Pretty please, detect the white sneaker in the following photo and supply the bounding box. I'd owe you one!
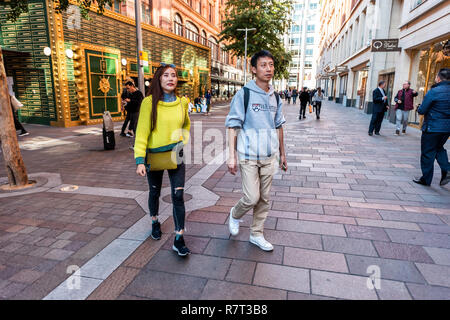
[228,208,240,236]
[249,235,274,251]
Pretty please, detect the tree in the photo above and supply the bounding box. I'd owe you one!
[219,0,293,79]
[1,0,122,188]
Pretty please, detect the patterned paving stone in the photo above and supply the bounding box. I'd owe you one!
[225,259,256,284]
[311,270,378,300]
[277,219,346,237]
[287,292,336,300]
[345,254,426,284]
[423,247,450,266]
[378,210,444,225]
[323,206,381,219]
[145,250,231,280]
[373,241,434,263]
[415,263,450,288]
[376,279,412,300]
[283,247,348,273]
[385,229,450,248]
[253,263,310,293]
[323,236,378,256]
[199,280,287,300]
[203,239,283,264]
[406,283,450,300]
[124,270,207,300]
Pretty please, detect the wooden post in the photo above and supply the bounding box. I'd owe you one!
[0,47,29,187]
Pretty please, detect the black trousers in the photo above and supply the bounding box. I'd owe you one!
[127,112,139,134]
[315,101,322,117]
[11,106,25,132]
[121,111,131,134]
[146,162,186,231]
[300,103,307,117]
[369,111,385,134]
[420,132,450,185]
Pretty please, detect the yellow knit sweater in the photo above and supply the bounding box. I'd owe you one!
[134,96,190,165]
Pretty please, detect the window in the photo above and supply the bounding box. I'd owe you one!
[307,24,315,32]
[201,30,207,46]
[306,37,314,44]
[208,36,219,61]
[294,4,303,10]
[209,3,213,23]
[305,61,312,68]
[305,49,313,56]
[198,0,202,14]
[291,25,301,33]
[141,0,152,25]
[114,0,121,13]
[410,0,427,10]
[290,38,301,45]
[174,14,183,36]
[310,2,318,10]
[186,21,200,42]
[290,49,300,56]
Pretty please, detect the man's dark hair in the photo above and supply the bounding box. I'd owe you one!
[378,80,386,87]
[250,50,275,68]
[437,68,450,81]
[125,81,135,87]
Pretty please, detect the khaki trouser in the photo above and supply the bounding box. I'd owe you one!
[232,155,277,237]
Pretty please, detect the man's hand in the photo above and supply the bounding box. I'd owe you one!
[280,154,288,171]
[397,100,402,104]
[136,164,146,177]
[227,155,238,175]
[125,98,131,102]
[383,96,388,100]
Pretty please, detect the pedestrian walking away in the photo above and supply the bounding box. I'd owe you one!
[299,87,310,119]
[287,89,292,104]
[368,80,389,136]
[292,88,298,104]
[134,64,192,256]
[122,81,143,140]
[225,50,287,252]
[394,80,418,135]
[413,68,450,187]
[9,94,29,136]
[312,87,325,119]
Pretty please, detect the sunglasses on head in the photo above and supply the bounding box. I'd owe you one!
[160,63,176,68]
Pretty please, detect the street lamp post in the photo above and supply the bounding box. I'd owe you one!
[237,28,256,84]
[135,0,145,93]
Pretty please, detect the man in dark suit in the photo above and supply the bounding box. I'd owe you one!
[413,68,450,186]
[368,80,389,136]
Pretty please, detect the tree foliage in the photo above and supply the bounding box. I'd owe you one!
[219,0,293,79]
[4,0,123,22]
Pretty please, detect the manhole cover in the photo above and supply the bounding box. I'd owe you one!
[60,185,79,192]
[162,193,193,203]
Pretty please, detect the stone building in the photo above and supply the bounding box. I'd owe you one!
[316,0,449,126]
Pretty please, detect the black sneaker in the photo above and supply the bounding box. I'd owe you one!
[120,132,126,137]
[18,131,29,136]
[172,235,191,256]
[402,130,406,134]
[396,130,400,135]
[151,221,162,240]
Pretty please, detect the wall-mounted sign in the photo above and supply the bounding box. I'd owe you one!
[139,51,149,67]
[371,39,401,52]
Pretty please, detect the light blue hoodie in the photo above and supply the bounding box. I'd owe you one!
[225,80,286,160]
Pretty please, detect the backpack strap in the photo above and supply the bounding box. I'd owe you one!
[274,91,280,107]
[244,87,250,115]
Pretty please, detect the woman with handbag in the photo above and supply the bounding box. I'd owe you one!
[134,64,192,256]
[312,87,325,120]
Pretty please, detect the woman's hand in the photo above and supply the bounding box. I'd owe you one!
[136,164,146,177]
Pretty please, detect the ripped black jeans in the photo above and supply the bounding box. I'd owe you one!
[146,162,186,232]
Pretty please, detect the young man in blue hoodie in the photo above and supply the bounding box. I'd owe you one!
[225,50,287,251]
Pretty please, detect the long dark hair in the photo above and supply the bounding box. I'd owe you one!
[147,65,178,132]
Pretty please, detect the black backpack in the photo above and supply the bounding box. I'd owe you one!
[243,87,280,116]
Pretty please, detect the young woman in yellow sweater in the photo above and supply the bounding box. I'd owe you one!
[135,64,191,256]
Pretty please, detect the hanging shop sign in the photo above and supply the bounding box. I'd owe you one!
[371,39,401,52]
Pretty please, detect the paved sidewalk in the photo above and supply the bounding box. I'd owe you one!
[1,100,449,300]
